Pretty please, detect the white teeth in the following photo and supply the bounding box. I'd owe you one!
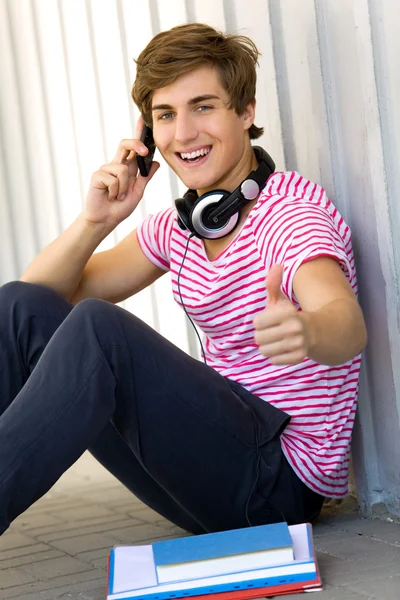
[180,147,210,160]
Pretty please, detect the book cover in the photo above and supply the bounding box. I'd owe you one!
[191,525,322,599]
[107,523,320,600]
[153,522,293,583]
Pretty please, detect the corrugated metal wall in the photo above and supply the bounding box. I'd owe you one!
[1,0,399,515]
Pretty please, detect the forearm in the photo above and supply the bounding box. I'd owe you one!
[301,298,367,365]
[20,213,114,300]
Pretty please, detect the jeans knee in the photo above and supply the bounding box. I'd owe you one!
[0,281,72,319]
[0,281,37,306]
[71,298,113,322]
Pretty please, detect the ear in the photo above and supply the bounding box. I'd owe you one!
[243,100,256,131]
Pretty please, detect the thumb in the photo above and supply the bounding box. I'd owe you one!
[266,264,285,305]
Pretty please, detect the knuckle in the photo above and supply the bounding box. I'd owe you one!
[117,164,129,176]
[91,171,103,184]
[288,319,302,335]
[291,335,304,350]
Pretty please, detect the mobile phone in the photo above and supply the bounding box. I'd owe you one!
[137,125,156,177]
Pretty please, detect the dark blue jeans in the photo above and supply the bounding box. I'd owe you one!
[0,281,323,536]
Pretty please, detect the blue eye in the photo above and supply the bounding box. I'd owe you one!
[197,105,212,112]
[159,112,174,120]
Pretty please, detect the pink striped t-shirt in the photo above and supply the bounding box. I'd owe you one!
[136,171,361,498]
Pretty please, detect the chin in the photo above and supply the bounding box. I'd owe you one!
[178,172,223,193]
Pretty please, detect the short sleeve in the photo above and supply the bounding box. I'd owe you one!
[275,203,353,304]
[136,207,176,271]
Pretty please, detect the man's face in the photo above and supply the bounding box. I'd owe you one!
[151,66,255,194]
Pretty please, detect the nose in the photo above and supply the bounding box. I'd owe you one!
[174,112,198,145]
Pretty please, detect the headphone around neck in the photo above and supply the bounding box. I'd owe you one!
[175,146,275,240]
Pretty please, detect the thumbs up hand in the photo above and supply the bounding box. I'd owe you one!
[253,265,309,365]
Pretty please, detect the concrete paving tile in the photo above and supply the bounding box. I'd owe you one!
[0,548,64,569]
[0,542,52,562]
[0,569,103,599]
[75,546,109,571]
[75,547,110,561]
[50,504,115,523]
[127,506,168,522]
[20,556,93,580]
[26,498,90,516]
[0,532,37,551]
[103,494,146,508]
[14,592,104,600]
[321,515,400,545]
[77,487,139,504]
[12,512,65,531]
[346,573,400,598]
[47,532,119,554]
[84,554,108,570]
[0,568,37,588]
[314,531,400,566]
[19,513,128,539]
[107,522,178,544]
[35,580,105,600]
[313,521,339,537]
[317,553,400,587]
[35,517,142,543]
[46,587,105,600]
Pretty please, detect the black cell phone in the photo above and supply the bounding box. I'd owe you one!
[137,125,156,177]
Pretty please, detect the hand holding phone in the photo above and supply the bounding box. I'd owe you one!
[84,120,159,227]
[137,125,156,177]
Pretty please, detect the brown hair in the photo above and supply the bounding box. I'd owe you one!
[131,23,264,140]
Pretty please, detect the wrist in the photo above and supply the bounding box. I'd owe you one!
[79,211,115,239]
[299,311,318,358]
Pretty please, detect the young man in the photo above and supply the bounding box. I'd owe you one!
[0,23,366,536]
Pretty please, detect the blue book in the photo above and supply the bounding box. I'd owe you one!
[152,522,293,583]
[106,523,320,600]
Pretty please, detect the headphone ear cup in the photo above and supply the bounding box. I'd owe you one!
[175,197,192,231]
[175,190,198,232]
[184,190,197,213]
[190,190,239,239]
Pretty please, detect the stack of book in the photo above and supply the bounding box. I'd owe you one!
[106,521,322,599]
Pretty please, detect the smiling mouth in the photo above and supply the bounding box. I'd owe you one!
[176,146,212,164]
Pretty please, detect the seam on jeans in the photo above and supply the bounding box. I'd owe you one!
[114,341,256,451]
[0,353,105,485]
[99,339,257,451]
[104,308,256,450]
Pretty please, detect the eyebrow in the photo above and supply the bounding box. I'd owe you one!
[152,94,221,111]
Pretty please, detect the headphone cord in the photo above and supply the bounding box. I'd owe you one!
[177,232,261,528]
[177,233,208,366]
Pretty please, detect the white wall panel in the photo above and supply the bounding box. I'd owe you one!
[233,0,285,171]
[189,0,226,29]
[1,0,399,515]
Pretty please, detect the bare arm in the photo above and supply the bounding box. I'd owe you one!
[70,230,165,304]
[254,257,367,366]
[20,214,114,300]
[294,258,367,365]
[20,126,161,302]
